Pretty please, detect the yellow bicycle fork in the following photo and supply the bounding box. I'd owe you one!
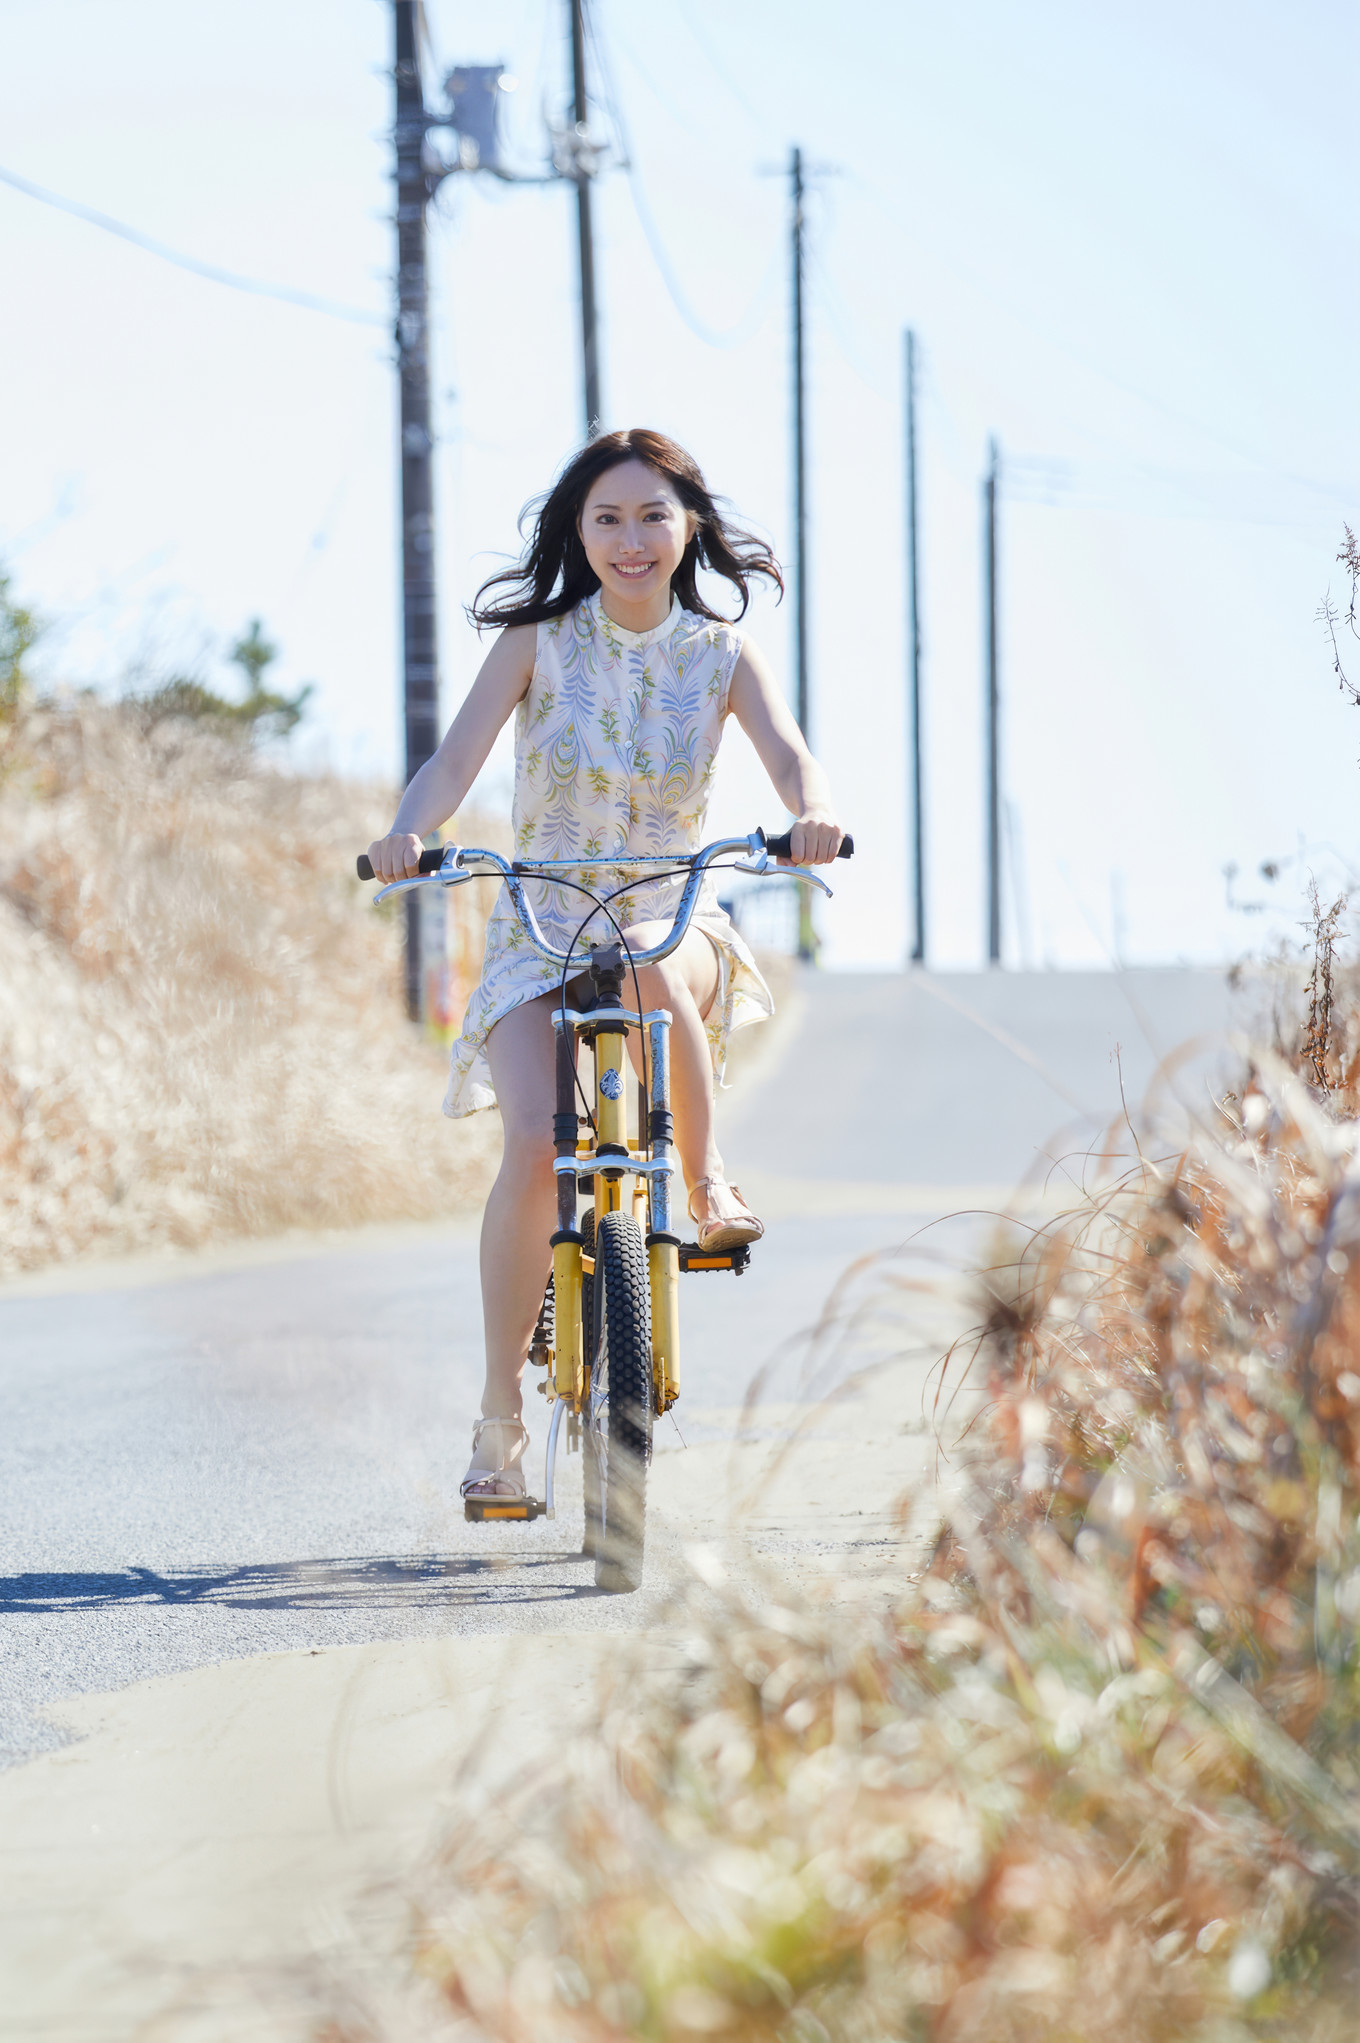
[549,989,680,1417]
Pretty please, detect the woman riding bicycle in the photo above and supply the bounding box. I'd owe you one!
[365,429,846,1505]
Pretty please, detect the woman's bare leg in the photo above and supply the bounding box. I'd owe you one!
[478,994,562,1422]
[619,922,735,1217]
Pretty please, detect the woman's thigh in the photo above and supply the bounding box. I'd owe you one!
[483,995,559,1144]
[484,979,593,1142]
[619,922,721,1020]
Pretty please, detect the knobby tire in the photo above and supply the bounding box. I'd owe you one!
[579,1208,601,1560]
[585,1208,652,1593]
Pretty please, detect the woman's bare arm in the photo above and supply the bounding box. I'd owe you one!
[727,639,845,865]
[366,625,536,880]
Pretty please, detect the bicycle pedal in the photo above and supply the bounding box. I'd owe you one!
[463,1496,546,1523]
[678,1243,751,1275]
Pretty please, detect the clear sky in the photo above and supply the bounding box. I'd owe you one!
[1,0,1356,969]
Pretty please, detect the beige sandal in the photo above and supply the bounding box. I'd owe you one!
[460,1416,529,1501]
[687,1176,765,1254]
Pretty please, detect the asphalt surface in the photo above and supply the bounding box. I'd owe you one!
[0,966,1233,1768]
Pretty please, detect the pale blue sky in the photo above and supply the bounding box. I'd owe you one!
[1,0,1356,968]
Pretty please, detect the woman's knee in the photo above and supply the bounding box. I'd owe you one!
[634,952,692,1015]
[496,1122,556,1188]
[632,959,668,1010]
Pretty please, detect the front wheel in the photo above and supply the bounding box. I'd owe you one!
[585,1208,652,1593]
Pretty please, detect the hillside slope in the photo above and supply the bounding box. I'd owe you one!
[0,701,499,1275]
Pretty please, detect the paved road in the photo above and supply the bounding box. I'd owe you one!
[0,967,1232,1769]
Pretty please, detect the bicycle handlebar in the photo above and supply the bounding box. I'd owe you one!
[355,826,853,970]
[356,829,853,885]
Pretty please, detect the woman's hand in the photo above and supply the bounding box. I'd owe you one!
[367,831,426,882]
[785,812,845,865]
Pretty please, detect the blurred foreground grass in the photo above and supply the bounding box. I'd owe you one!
[0,696,500,1276]
[315,954,1360,2042]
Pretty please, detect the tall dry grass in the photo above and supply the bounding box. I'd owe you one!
[0,696,501,1275]
[315,948,1360,2041]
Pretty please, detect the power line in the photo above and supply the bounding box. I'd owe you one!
[585,12,778,351]
[669,3,770,133]
[839,165,1350,506]
[618,152,778,352]
[0,161,386,328]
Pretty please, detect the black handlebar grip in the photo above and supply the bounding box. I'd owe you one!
[355,848,445,881]
[763,830,854,861]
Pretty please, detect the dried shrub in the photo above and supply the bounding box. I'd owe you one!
[0,696,500,1274]
[1319,524,1360,707]
[318,960,1360,2041]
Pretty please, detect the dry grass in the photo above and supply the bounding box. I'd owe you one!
[314,951,1360,2041]
[0,696,501,1276]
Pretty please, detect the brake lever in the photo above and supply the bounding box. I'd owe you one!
[373,867,473,906]
[785,864,834,898]
[732,852,833,898]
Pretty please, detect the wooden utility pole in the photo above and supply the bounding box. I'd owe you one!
[384,6,610,1016]
[393,0,441,1019]
[790,146,815,963]
[569,0,601,434]
[984,437,1001,966]
[904,329,924,965]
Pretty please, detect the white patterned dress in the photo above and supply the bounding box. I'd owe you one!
[444,592,774,1117]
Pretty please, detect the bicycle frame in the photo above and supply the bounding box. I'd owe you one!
[548,946,681,1428]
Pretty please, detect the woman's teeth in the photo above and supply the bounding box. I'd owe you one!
[613,562,654,578]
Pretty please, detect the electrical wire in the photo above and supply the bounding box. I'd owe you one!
[667,2,770,135]
[808,213,1350,528]
[584,9,779,352]
[0,162,387,328]
[838,162,1353,508]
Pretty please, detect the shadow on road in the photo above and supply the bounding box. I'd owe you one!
[0,1552,604,1613]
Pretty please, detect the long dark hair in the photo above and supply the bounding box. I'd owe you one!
[469,428,783,629]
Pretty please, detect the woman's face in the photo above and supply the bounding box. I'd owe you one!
[578,459,695,616]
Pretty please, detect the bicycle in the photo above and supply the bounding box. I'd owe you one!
[356,826,853,1593]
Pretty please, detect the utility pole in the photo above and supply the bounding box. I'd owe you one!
[984,437,1001,966]
[791,147,809,742]
[393,0,440,1021]
[790,145,814,963]
[569,0,601,434]
[904,329,924,965]
[385,4,607,1018]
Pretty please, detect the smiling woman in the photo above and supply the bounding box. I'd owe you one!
[363,425,846,1508]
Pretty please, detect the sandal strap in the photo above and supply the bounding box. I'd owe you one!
[463,1471,526,1497]
[470,1416,527,1452]
[688,1176,754,1224]
[461,1417,529,1500]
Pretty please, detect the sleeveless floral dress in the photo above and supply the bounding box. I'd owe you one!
[443,592,774,1117]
